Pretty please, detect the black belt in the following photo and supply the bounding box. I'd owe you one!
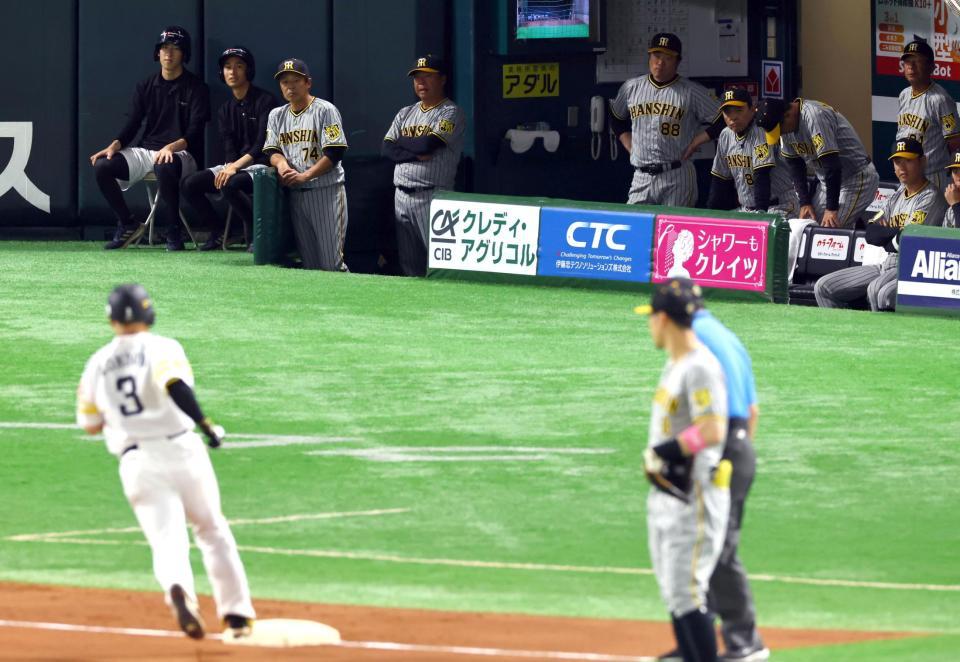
[638,161,682,175]
[397,185,435,195]
[121,444,139,458]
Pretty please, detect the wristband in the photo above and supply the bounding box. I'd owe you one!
[678,425,708,455]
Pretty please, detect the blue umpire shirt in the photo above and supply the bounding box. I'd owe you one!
[692,310,756,419]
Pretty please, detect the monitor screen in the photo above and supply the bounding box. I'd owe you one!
[516,0,593,40]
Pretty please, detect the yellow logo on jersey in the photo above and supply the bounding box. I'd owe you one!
[662,418,672,435]
[653,387,671,409]
[812,133,825,152]
[943,113,957,133]
[754,143,770,161]
[438,118,455,134]
[324,124,342,142]
[693,388,712,409]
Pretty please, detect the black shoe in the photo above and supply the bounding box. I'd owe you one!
[656,649,682,661]
[222,613,253,640]
[720,645,770,661]
[169,584,205,640]
[199,235,222,251]
[246,242,254,254]
[166,236,186,252]
[104,223,145,250]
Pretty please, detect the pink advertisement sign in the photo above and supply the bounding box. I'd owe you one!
[653,215,768,292]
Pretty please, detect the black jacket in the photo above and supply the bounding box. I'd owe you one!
[218,85,280,165]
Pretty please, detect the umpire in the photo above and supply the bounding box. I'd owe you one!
[661,294,769,661]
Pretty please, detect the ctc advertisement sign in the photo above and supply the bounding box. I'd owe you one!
[653,215,768,292]
[897,229,960,314]
[537,207,654,282]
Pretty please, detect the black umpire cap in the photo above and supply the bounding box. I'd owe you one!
[107,284,155,326]
[901,38,934,61]
[755,98,788,146]
[889,137,924,160]
[648,33,682,58]
[219,46,255,81]
[720,88,753,110]
[634,278,703,328]
[274,58,310,79]
[408,54,447,76]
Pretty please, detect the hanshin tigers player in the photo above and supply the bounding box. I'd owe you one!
[263,58,349,271]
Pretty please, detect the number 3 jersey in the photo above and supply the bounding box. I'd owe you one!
[264,97,348,189]
[76,332,195,456]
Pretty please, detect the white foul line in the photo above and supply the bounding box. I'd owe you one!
[0,619,653,661]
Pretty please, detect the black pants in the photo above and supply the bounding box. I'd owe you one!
[707,420,764,653]
[93,154,184,238]
[181,168,254,236]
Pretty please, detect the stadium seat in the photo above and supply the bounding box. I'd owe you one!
[789,225,864,305]
[136,171,197,247]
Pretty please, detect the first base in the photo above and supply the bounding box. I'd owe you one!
[222,618,341,647]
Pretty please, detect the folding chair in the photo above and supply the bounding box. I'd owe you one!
[221,207,251,250]
[136,171,198,246]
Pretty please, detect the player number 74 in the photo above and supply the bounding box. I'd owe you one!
[301,146,320,161]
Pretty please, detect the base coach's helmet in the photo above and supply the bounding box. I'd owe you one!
[154,26,191,63]
[107,284,156,326]
[218,46,256,82]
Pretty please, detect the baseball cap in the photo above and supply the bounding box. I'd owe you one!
[946,150,960,169]
[720,88,752,110]
[408,54,446,76]
[755,98,787,146]
[889,137,924,160]
[274,58,310,79]
[633,278,703,328]
[901,39,934,61]
[648,33,682,57]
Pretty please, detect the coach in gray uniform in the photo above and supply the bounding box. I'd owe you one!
[708,89,798,217]
[815,138,947,311]
[382,54,466,276]
[897,39,960,191]
[943,150,960,228]
[635,278,730,662]
[610,33,722,208]
[264,58,349,271]
[756,97,879,229]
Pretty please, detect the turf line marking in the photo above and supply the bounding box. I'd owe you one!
[0,422,76,430]
[0,619,652,660]
[6,509,410,542]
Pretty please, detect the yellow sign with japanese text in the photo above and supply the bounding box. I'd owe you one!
[502,63,559,99]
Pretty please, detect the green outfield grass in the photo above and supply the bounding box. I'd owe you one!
[1,242,958,658]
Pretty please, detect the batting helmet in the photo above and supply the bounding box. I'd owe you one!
[218,46,256,82]
[154,26,191,63]
[106,284,156,326]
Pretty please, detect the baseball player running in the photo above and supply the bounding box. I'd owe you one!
[943,150,960,228]
[610,33,722,208]
[264,58,349,271]
[755,97,878,229]
[90,26,210,251]
[635,278,731,662]
[76,284,255,641]
[897,39,960,191]
[707,88,799,217]
[815,138,947,311]
[382,54,466,277]
[182,46,279,252]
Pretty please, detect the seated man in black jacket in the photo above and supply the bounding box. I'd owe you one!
[814,139,947,311]
[182,47,279,252]
[89,26,210,251]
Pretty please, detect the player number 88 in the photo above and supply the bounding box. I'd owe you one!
[660,122,680,137]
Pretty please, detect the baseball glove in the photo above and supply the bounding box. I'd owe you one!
[644,446,693,503]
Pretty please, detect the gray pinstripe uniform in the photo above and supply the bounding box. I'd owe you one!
[814,181,946,311]
[264,97,349,271]
[384,99,465,276]
[897,83,959,191]
[711,123,799,217]
[611,75,719,207]
[945,205,958,228]
[647,345,729,618]
[780,99,879,228]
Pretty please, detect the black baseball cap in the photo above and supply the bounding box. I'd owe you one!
[720,88,752,110]
[755,98,788,146]
[946,150,960,170]
[648,33,681,58]
[408,54,446,76]
[889,137,924,160]
[274,58,310,79]
[901,39,934,61]
[634,278,703,328]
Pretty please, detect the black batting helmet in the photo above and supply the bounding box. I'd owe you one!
[154,26,191,63]
[106,284,156,326]
[218,46,256,82]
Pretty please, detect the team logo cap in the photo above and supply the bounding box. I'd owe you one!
[889,137,924,160]
[408,54,446,76]
[755,98,788,145]
[720,88,752,110]
[633,278,703,328]
[901,39,934,62]
[648,33,682,57]
[947,150,960,170]
[274,58,311,80]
